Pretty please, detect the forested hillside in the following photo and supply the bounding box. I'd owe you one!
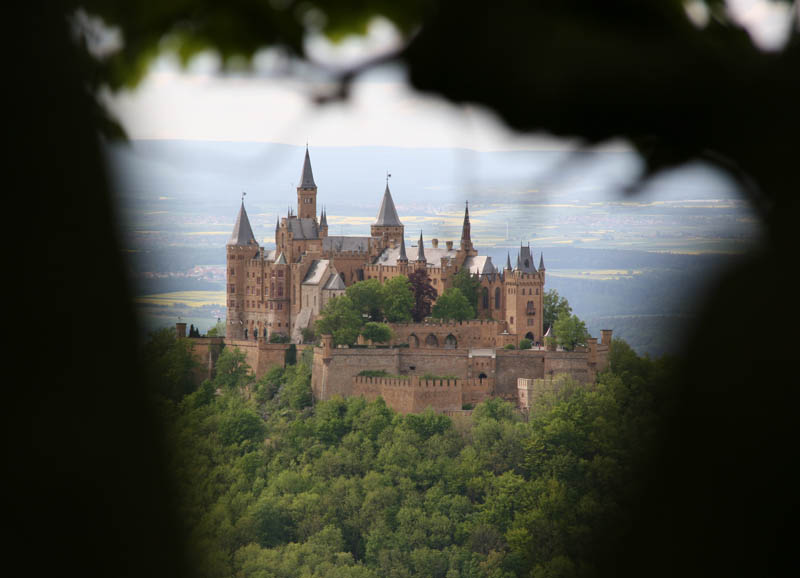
[147,332,676,577]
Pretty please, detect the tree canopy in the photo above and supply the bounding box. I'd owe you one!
[553,314,590,351]
[408,269,438,322]
[451,268,480,314]
[431,287,474,321]
[543,289,572,332]
[315,294,363,346]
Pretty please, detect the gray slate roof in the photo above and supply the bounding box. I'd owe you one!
[374,184,402,226]
[374,244,458,267]
[302,260,330,285]
[323,236,371,253]
[298,148,316,188]
[515,246,538,274]
[228,202,257,246]
[323,272,346,291]
[463,255,497,276]
[287,218,319,240]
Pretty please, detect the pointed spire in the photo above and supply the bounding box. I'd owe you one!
[398,236,408,263]
[506,252,512,270]
[460,200,473,251]
[320,206,328,228]
[515,252,521,270]
[416,231,426,262]
[298,146,316,188]
[275,215,280,232]
[228,201,257,246]
[374,182,402,226]
[539,252,545,271]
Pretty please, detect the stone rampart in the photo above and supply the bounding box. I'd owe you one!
[389,318,508,349]
[352,375,491,414]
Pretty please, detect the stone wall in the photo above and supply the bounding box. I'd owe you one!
[187,337,224,383]
[352,375,492,414]
[389,319,508,349]
[224,339,290,377]
[494,350,547,396]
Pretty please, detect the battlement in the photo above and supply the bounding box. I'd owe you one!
[391,318,504,328]
[353,375,491,389]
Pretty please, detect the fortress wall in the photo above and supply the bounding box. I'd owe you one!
[223,339,289,378]
[315,348,401,400]
[187,337,224,383]
[397,349,469,377]
[390,319,507,349]
[225,339,261,375]
[495,350,547,396]
[544,352,592,383]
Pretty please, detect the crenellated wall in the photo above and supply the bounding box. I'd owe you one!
[389,318,508,349]
[352,375,493,413]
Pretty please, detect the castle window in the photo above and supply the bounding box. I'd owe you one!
[495,287,501,309]
[510,316,514,324]
[229,284,235,293]
[229,268,235,276]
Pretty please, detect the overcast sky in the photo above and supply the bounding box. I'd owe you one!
[102,1,796,151]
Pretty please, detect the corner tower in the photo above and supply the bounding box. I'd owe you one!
[297,147,317,220]
[226,200,259,340]
[371,181,404,248]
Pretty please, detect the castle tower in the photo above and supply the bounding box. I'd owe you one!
[371,181,404,248]
[397,235,408,265]
[459,201,476,255]
[320,206,328,238]
[226,200,259,340]
[297,147,317,220]
[415,231,427,270]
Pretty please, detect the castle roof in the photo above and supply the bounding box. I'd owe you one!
[227,201,257,246]
[463,255,497,276]
[374,183,402,227]
[397,235,408,262]
[323,235,371,253]
[298,147,316,188]
[302,260,331,285]
[323,272,346,291]
[539,252,545,271]
[274,252,287,264]
[374,243,458,267]
[515,245,538,274]
[416,231,426,262]
[320,207,327,228]
[287,217,319,240]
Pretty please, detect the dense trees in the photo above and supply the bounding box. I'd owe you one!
[552,314,590,352]
[451,268,480,315]
[431,287,474,321]
[543,290,572,333]
[147,329,672,578]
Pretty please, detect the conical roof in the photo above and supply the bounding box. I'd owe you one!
[298,147,316,188]
[275,252,287,264]
[398,236,408,262]
[374,183,402,226]
[228,202,257,246]
[320,207,327,228]
[506,252,512,269]
[416,231,426,262]
[539,252,545,271]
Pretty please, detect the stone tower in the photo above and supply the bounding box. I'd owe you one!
[297,147,317,220]
[459,201,477,257]
[371,182,404,248]
[226,201,258,340]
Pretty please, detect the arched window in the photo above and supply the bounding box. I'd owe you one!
[478,372,487,381]
[409,334,419,348]
[495,287,501,309]
[425,334,439,347]
[445,334,457,349]
[482,287,489,309]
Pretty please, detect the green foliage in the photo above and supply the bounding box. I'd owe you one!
[518,338,533,350]
[452,268,481,312]
[213,346,253,390]
[269,333,290,343]
[142,327,199,401]
[346,278,384,322]
[316,295,363,346]
[553,314,590,351]
[381,275,414,322]
[151,325,673,578]
[431,287,474,321]
[543,289,572,332]
[207,319,226,337]
[503,344,516,350]
[420,373,458,380]
[301,326,316,343]
[360,322,393,344]
[285,343,297,366]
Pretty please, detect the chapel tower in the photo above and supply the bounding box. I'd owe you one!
[226,200,259,340]
[297,147,317,220]
[371,181,404,248]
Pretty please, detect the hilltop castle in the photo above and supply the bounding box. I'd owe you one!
[226,147,547,344]
[198,148,612,414]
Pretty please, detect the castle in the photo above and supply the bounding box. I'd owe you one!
[226,147,546,344]
[208,148,612,413]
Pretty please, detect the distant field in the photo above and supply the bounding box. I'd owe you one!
[548,269,643,280]
[135,290,226,307]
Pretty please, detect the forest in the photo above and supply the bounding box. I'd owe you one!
[145,330,677,578]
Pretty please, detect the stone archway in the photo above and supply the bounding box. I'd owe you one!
[425,334,439,347]
[445,334,457,349]
[409,333,420,348]
[525,332,534,341]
